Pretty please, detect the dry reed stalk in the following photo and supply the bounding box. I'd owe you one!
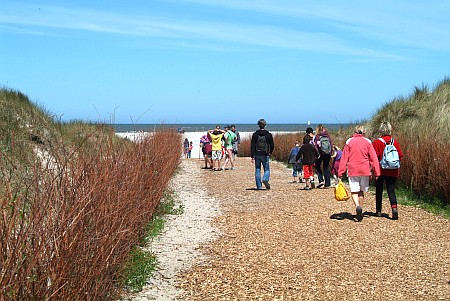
[0,128,181,300]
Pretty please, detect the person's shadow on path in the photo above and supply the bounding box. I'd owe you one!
[330,212,356,222]
[330,211,392,222]
[330,211,376,222]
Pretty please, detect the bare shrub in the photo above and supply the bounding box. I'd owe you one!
[0,128,181,300]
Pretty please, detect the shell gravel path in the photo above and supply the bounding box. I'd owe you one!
[130,157,449,300]
[176,157,450,301]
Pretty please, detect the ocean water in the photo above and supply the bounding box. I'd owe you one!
[113,123,351,133]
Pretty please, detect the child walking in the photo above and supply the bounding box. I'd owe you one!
[288,141,302,183]
[331,145,343,184]
[296,135,319,190]
[188,141,193,158]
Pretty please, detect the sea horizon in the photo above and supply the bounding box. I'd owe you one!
[112,123,352,133]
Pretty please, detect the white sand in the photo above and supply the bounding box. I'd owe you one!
[116,130,296,159]
[126,159,221,301]
[115,131,253,159]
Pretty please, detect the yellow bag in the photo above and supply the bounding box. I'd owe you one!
[335,180,349,201]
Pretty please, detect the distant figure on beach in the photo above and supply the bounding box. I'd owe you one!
[296,135,319,190]
[231,125,240,160]
[313,124,333,188]
[372,121,403,220]
[188,141,193,158]
[251,118,274,190]
[208,125,226,171]
[223,125,237,170]
[287,140,302,183]
[200,133,212,169]
[183,138,190,158]
[338,125,381,222]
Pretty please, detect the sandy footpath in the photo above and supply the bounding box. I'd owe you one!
[127,159,221,301]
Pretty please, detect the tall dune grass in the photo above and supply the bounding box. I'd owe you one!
[367,78,450,204]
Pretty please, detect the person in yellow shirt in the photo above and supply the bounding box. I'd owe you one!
[208,125,226,171]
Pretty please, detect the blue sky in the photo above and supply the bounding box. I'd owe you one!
[1,1,449,124]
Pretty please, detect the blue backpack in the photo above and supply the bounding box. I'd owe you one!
[378,138,400,169]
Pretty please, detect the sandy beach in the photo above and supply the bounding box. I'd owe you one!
[115,131,251,159]
[117,130,295,159]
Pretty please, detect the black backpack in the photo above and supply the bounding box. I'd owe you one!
[319,136,331,154]
[256,134,268,154]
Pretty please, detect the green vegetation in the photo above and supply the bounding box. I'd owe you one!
[396,186,450,219]
[367,79,450,140]
[123,247,158,293]
[157,189,185,216]
[123,189,184,292]
[140,190,184,246]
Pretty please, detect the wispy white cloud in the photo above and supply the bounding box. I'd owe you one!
[2,1,447,60]
[166,0,450,51]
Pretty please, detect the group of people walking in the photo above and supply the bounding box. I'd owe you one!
[250,119,403,222]
[288,125,337,190]
[199,124,240,171]
[336,122,403,221]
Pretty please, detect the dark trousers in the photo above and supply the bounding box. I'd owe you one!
[315,154,331,187]
[375,176,398,212]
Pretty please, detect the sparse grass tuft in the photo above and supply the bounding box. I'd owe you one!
[123,247,158,293]
[396,186,450,219]
[158,189,184,216]
[127,187,185,292]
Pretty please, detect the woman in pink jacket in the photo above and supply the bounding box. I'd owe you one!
[338,125,381,221]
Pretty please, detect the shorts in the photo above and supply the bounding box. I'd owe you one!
[303,164,314,179]
[348,176,370,193]
[212,150,223,161]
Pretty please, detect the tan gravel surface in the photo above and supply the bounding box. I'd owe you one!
[177,157,450,301]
